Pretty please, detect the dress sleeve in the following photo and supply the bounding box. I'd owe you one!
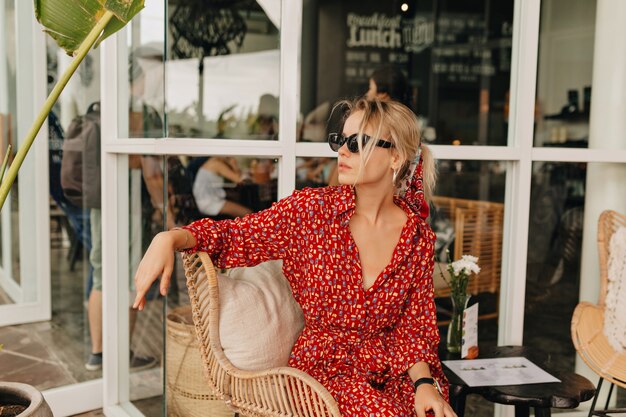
[181,189,308,269]
[386,258,443,380]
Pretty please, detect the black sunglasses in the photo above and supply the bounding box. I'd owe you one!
[328,133,394,153]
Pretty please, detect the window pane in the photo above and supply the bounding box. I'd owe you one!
[524,161,626,390]
[127,155,166,415]
[434,160,506,416]
[534,0,595,148]
[299,0,514,146]
[0,31,102,391]
[435,160,506,201]
[48,41,102,387]
[125,0,166,139]
[129,154,279,414]
[165,2,280,139]
[525,161,585,374]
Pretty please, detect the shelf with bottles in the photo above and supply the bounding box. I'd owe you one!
[537,87,591,148]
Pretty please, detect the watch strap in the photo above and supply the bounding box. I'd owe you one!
[413,377,442,395]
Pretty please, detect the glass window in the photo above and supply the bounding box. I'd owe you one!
[524,162,597,372]
[299,0,514,146]
[164,1,280,140]
[525,161,586,374]
[126,154,165,415]
[0,23,103,391]
[432,159,505,326]
[534,0,596,148]
[524,161,626,381]
[128,154,279,413]
[47,43,102,387]
[434,159,505,416]
[125,0,166,139]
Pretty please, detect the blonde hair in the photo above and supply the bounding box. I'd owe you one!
[333,98,436,201]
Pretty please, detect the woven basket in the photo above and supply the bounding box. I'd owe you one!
[166,305,233,417]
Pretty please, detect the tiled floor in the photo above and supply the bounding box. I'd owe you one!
[0,245,165,385]
[0,323,75,389]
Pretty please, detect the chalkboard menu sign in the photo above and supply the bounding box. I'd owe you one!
[317,1,511,100]
[314,0,513,145]
[432,14,496,83]
[345,13,411,83]
[316,2,408,105]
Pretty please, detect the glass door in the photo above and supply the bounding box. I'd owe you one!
[0,0,51,326]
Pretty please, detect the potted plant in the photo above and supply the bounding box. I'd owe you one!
[0,382,52,417]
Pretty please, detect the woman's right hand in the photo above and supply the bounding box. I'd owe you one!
[132,231,177,311]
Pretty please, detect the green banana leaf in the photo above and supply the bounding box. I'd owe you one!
[35,0,144,56]
[0,0,143,211]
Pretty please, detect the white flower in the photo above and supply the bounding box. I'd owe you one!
[450,255,481,276]
[461,254,478,264]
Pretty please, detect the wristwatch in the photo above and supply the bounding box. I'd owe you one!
[413,377,443,395]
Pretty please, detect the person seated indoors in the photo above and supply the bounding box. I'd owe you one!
[134,98,457,417]
[192,156,252,219]
[253,94,279,140]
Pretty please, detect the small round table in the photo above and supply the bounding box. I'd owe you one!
[442,345,596,417]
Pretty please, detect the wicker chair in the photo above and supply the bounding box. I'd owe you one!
[431,196,504,320]
[182,251,341,417]
[571,210,626,416]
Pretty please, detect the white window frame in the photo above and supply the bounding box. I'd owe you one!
[96,0,626,416]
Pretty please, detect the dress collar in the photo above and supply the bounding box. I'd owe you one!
[334,185,419,224]
[334,185,356,216]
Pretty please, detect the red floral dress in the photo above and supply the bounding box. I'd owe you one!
[183,185,448,416]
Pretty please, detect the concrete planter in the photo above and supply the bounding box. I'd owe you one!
[0,382,53,417]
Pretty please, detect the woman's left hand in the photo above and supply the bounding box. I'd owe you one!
[414,384,457,417]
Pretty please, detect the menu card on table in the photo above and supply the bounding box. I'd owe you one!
[462,303,479,359]
[442,357,561,387]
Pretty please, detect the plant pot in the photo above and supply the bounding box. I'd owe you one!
[0,382,53,417]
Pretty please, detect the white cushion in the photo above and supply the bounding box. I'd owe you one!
[217,260,305,371]
[605,226,626,352]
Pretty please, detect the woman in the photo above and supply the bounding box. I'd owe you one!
[192,156,252,218]
[133,98,456,417]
